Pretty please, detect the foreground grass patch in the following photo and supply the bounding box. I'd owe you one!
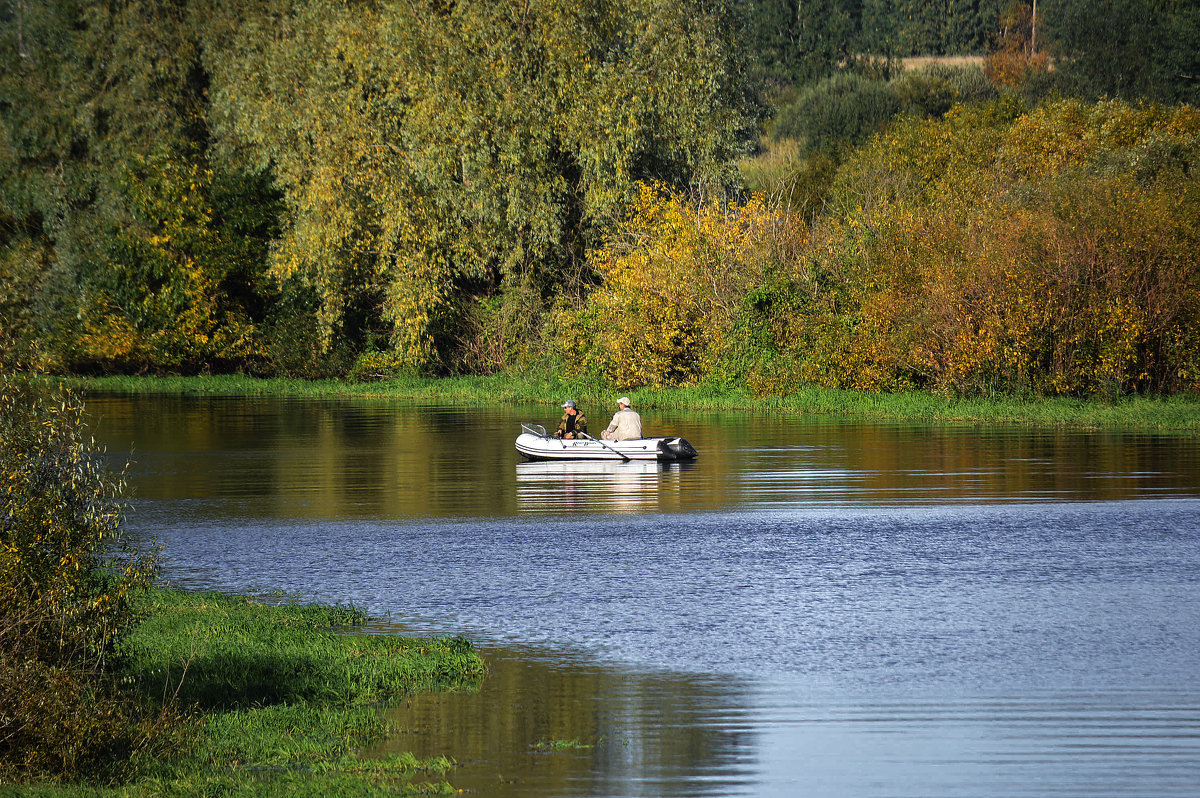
[9,589,485,797]
[123,590,482,709]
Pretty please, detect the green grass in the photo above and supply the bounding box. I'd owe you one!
[7,589,485,797]
[66,373,1200,431]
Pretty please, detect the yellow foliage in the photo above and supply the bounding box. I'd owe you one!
[792,97,1200,396]
[558,182,805,388]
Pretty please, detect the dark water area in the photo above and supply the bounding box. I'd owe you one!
[84,395,1200,797]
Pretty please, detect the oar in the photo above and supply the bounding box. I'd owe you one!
[580,432,631,462]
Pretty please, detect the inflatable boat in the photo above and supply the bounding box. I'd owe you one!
[515,424,698,462]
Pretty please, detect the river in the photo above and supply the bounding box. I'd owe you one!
[85,394,1200,797]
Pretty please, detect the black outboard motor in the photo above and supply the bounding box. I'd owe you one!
[656,437,699,461]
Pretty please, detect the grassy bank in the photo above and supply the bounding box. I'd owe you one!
[12,589,485,797]
[69,373,1200,431]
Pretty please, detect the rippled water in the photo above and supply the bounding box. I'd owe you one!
[85,394,1200,797]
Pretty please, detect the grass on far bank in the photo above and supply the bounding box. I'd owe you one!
[67,373,1200,432]
[9,589,485,797]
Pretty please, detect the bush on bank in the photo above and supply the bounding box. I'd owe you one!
[576,98,1200,398]
[0,373,159,782]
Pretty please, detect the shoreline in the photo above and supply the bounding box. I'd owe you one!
[15,587,486,796]
[64,373,1200,432]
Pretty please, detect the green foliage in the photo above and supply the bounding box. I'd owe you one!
[530,737,594,750]
[0,0,287,376]
[119,590,485,709]
[69,148,264,373]
[5,0,1200,395]
[0,374,159,781]
[893,64,999,116]
[440,276,551,376]
[772,73,902,151]
[211,0,757,372]
[770,64,998,156]
[738,140,840,221]
[1042,0,1200,105]
[60,372,1200,429]
[743,0,1010,84]
[9,587,486,795]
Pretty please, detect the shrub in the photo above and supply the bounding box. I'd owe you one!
[0,373,158,781]
[738,140,840,221]
[555,183,805,389]
[439,276,550,376]
[893,64,999,117]
[772,73,902,151]
[787,99,1200,396]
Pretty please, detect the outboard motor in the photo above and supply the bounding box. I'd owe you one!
[656,437,699,461]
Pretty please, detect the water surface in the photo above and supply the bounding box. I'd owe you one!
[86,395,1200,796]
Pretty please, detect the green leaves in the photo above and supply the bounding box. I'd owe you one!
[213,0,755,371]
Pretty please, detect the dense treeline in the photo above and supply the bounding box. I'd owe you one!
[569,100,1200,396]
[2,0,755,377]
[741,0,1011,84]
[2,0,1199,396]
[741,0,1200,103]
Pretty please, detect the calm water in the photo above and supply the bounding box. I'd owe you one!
[85,394,1200,797]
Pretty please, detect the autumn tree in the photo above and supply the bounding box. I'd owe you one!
[0,0,284,373]
[210,0,757,372]
[984,1,1049,87]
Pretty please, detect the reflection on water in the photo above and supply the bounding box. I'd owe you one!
[84,394,1200,519]
[376,646,1200,798]
[82,394,1200,797]
[373,646,758,797]
[515,460,697,514]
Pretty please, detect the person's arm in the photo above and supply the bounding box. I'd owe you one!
[577,413,588,434]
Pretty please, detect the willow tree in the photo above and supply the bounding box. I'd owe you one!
[211,0,756,370]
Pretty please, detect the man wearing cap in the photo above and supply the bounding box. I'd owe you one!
[554,400,588,439]
[601,397,642,441]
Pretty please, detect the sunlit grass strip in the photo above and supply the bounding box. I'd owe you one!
[20,589,485,796]
[70,373,1200,431]
[122,589,483,709]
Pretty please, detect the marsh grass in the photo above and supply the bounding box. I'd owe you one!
[530,738,594,751]
[11,589,485,796]
[122,590,482,709]
[72,374,1200,431]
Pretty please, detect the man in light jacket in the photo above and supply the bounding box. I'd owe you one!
[601,397,642,441]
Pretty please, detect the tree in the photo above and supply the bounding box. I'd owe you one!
[212,0,757,371]
[1042,0,1200,104]
[985,1,1050,87]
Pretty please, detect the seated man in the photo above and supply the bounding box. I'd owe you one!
[601,397,642,441]
[554,400,587,439]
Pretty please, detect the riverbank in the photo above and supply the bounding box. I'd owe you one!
[13,588,485,797]
[68,373,1200,431]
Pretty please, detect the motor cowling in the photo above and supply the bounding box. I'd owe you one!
[656,437,699,461]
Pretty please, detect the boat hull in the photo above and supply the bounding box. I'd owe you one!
[515,433,698,462]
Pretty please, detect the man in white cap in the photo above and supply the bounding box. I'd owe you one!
[601,397,642,441]
[554,399,587,439]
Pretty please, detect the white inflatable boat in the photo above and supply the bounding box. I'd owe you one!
[515,424,698,462]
